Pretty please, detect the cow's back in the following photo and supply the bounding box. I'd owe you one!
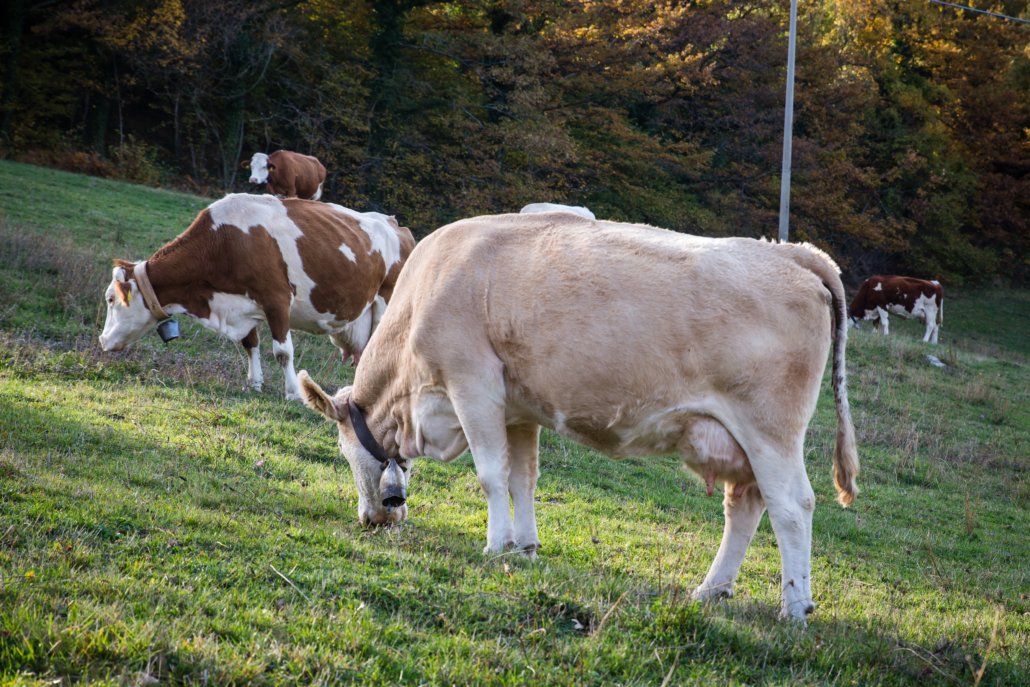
[362,213,835,454]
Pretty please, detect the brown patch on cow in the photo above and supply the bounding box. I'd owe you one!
[113,258,136,275]
[287,202,415,323]
[242,326,260,351]
[114,281,133,307]
[379,216,415,303]
[287,203,387,321]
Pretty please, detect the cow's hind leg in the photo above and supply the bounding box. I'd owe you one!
[922,305,938,343]
[694,484,765,602]
[265,307,301,400]
[448,371,517,553]
[747,442,816,622]
[507,423,542,556]
[242,326,263,392]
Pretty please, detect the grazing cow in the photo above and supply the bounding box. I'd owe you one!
[519,202,596,220]
[99,194,415,400]
[242,150,327,201]
[847,275,943,344]
[298,214,859,622]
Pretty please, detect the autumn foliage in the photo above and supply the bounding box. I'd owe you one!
[1,0,1028,283]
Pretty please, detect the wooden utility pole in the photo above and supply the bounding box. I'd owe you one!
[778,0,798,243]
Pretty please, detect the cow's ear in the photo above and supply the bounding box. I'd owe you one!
[267,163,275,171]
[112,259,135,282]
[240,160,250,169]
[298,370,348,422]
[114,281,134,307]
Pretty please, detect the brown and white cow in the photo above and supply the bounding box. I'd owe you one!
[99,194,415,400]
[297,213,859,622]
[847,275,943,344]
[242,151,327,201]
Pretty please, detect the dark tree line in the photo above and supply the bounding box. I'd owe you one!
[1,0,1028,283]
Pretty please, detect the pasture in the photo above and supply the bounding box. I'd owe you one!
[1,160,1029,685]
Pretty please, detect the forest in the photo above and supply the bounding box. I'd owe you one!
[1,0,1029,284]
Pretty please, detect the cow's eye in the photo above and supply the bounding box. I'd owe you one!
[107,296,114,305]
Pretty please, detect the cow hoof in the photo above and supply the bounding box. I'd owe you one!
[483,540,516,555]
[250,384,262,393]
[521,543,541,560]
[692,585,734,602]
[285,391,304,402]
[779,601,816,623]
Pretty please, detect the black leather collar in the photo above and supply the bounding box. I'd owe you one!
[347,399,406,471]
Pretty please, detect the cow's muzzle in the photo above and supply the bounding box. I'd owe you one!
[379,458,407,509]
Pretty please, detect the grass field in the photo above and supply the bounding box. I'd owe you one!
[1,161,1029,685]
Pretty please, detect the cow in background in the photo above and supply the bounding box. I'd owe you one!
[519,202,596,220]
[848,275,943,344]
[99,194,414,400]
[242,151,327,201]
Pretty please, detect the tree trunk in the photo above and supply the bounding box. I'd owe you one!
[221,91,245,191]
[0,0,25,144]
[89,96,110,157]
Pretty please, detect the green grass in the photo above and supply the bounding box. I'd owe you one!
[0,160,211,257]
[1,162,1029,685]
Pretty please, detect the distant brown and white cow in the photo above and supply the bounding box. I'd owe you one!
[99,194,415,400]
[242,151,327,201]
[297,214,859,622]
[847,275,943,344]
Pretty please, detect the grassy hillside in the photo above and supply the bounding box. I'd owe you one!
[0,163,1028,685]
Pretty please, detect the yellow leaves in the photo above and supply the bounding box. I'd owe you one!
[97,0,201,72]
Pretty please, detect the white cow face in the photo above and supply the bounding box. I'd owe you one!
[297,372,408,526]
[99,266,158,351]
[244,152,271,185]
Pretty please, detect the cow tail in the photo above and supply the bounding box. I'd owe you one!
[779,243,860,507]
[827,276,860,507]
[939,289,944,328]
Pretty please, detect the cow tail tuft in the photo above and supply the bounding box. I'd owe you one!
[828,277,859,507]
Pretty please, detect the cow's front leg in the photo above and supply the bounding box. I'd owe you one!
[694,484,765,602]
[750,450,816,622]
[266,308,301,400]
[241,326,263,392]
[877,307,890,336]
[449,374,515,553]
[507,423,542,556]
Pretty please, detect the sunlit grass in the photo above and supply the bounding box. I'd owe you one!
[0,164,1028,684]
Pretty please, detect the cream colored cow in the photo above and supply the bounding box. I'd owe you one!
[299,213,859,622]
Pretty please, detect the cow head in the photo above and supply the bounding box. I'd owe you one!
[99,262,160,351]
[245,152,273,185]
[297,371,408,527]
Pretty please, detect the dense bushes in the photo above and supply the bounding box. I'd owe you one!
[1,0,1028,283]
